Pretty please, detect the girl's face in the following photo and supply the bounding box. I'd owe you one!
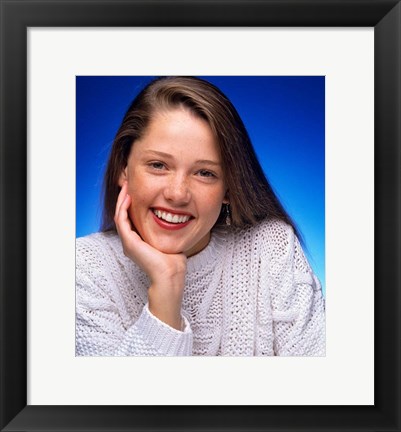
[119,107,228,257]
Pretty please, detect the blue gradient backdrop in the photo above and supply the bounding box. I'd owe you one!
[76,76,325,292]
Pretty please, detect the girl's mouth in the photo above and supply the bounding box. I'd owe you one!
[151,208,193,230]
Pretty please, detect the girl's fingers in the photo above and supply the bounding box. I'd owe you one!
[113,188,187,290]
[115,196,156,265]
[115,193,132,238]
[114,181,128,222]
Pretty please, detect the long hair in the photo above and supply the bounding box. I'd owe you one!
[101,76,298,236]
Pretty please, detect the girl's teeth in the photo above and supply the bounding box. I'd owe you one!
[153,210,190,224]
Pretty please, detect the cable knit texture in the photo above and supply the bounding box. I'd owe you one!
[76,219,325,356]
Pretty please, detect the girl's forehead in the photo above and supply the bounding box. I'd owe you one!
[134,109,218,152]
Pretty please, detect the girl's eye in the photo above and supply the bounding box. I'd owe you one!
[149,162,165,170]
[198,170,216,178]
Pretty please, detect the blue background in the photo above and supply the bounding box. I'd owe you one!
[76,76,325,293]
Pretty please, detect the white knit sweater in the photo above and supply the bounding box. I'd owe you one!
[76,219,325,356]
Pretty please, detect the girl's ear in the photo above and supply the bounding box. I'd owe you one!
[223,190,230,204]
[118,167,128,187]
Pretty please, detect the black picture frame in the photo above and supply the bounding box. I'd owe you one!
[1,1,400,431]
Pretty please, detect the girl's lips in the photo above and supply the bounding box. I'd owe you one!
[150,209,193,231]
[151,207,194,217]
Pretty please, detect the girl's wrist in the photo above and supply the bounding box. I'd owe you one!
[148,283,184,330]
[148,301,183,331]
[149,272,185,291]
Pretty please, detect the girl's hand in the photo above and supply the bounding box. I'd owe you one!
[114,181,187,330]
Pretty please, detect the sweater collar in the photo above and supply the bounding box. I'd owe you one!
[186,226,228,273]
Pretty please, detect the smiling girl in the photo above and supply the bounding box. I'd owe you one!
[76,76,325,356]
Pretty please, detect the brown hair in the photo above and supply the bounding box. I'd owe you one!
[101,76,297,234]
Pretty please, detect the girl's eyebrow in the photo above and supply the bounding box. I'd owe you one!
[144,150,173,159]
[195,159,222,167]
[144,150,221,166]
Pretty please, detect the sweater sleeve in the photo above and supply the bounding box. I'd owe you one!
[266,224,326,356]
[75,236,193,357]
[113,303,193,356]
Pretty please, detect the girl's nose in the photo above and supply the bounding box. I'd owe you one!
[163,174,191,204]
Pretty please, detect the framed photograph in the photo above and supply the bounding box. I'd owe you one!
[1,1,400,431]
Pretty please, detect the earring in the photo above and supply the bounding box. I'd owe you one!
[225,203,231,226]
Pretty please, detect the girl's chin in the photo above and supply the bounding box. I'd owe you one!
[148,241,202,257]
[144,233,211,257]
[142,232,210,258]
[147,241,187,255]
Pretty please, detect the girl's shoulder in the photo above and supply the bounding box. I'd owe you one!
[223,218,299,266]
[76,230,123,266]
[230,218,295,248]
[76,230,119,246]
